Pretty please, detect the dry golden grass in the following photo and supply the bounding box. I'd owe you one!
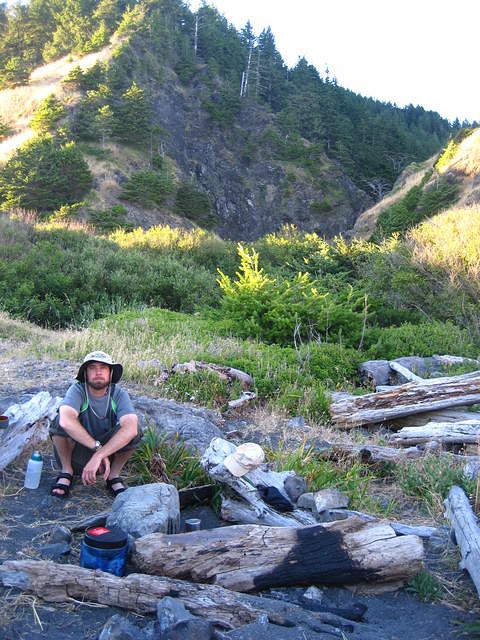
[0,38,121,164]
[438,128,480,178]
[408,205,480,286]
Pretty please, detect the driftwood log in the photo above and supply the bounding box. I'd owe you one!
[393,421,480,446]
[132,519,423,592]
[315,441,438,464]
[172,361,252,389]
[315,440,479,468]
[0,392,61,470]
[329,371,480,428]
[444,486,480,598]
[387,408,478,428]
[0,560,390,638]
[388,361,423,382]
[201,437,318,527]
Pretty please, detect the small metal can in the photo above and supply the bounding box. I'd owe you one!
[185,518,201,532]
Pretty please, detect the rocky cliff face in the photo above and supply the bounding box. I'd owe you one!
[151,70,373,240]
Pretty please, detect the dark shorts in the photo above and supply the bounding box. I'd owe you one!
[49,420,142,475]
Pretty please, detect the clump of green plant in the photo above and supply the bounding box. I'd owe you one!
[121,170,174,208]
[88,204,135,232]
[30,94,65,134]
[365,321,477,360]
[266,438,372,510]
[406,570,443,602]
[175,182,214,227]
[394,456,475,518]
[160,370,237,410]
[217,244,368,348]
[130,424,210,489]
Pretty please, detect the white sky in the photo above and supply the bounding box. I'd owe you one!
[190,0,479,124]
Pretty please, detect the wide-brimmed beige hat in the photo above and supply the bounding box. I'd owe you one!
[224,443,265,477]
[76,351,123,384]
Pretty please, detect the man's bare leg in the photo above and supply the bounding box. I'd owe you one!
[107,449,135,493]
[51,435,75,496]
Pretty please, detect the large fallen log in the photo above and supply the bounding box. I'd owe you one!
[315,440,479,467]
[329,371,480,428]
[393,421,480,446]
[444,485,480,598]
[0,559,385,638]
[0,392,61,470]
[132,519,424,592]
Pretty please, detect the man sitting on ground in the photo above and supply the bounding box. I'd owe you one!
[49,350,140,498]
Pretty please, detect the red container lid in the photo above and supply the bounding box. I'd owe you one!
[84,526,127,549]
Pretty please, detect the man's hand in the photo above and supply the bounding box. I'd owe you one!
[82,451,110,486]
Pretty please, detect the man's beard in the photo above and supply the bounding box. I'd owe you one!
[88,379,109,391]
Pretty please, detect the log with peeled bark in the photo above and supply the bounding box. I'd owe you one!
[220,496,316,527]
[444,485,480,598]
[172,361,253,389]
[0,392,61,470]
[387,408,478,429]
[132,519,424,592]
[388,360,423,382]
[200,437,317,527]
[329,371,480,429]
[314,439,479,467]
[0,559,388,638]
[392,420,480,446]
[221,498,436,538]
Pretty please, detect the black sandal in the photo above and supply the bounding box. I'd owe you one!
[50,472,73,499]
[106,477,127,497]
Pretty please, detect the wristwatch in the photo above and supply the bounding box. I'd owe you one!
[93,440,101,451]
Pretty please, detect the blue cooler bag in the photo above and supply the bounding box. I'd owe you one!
[80,526,128,576]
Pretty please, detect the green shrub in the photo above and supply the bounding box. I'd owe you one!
[120,170,174,208]
[417,177,459,217]
[0,220,221,327]
[0,116,11,141]
[0,137,92,212]
[203,89,240,126]
[48,202,85,222]
[30,94,65,134]
[217,244,367,347]
[406,571,443,602]
[88,205,135,232]
[175,182,214,227]
[365,321,477,360]
[310,199,333,214]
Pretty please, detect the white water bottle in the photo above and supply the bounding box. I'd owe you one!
[24,451,43,489]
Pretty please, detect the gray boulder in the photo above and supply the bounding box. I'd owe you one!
[106,483,180,538]
[98,614,148,640]
[133,395,223,453]
[156,596,194,633]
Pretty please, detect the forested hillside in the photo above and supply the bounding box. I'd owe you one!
[0,0,470,238]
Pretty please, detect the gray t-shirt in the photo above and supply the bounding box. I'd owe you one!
[61,382,135,440]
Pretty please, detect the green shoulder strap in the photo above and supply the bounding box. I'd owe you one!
[80,384,117,414]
